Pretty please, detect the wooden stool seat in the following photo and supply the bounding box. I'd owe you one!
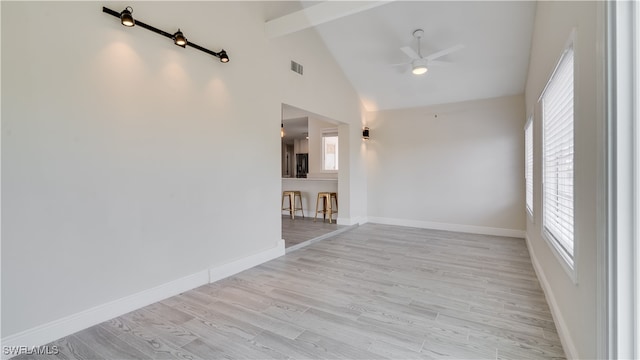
[314,192,338,223]
[282,191,304,219]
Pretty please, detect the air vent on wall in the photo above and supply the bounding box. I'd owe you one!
[290,60,303,75]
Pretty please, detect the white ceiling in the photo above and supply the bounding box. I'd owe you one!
[281,103,339,144]
[266,1,537,111]
[281,116,308,145]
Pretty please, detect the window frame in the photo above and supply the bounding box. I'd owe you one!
[525,115,534,218]
[540,30,577,282]
[321,129,339,172]
[603,1,639,358]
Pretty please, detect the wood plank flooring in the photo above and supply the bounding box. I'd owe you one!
[282,215,347,249]
[22,223,565,359]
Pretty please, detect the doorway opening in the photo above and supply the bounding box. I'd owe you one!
[280,103,350,250]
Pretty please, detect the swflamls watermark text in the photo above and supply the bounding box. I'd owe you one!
[3,345,60,356]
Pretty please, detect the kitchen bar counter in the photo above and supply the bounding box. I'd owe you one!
[282,178,338,218]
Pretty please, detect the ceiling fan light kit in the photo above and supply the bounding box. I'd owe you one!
[412,29,427,75]
[412,59,428,75]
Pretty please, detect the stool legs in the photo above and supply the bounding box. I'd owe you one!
[326,193,337,223]
[296,193,305,219]
[314,192,338,223]
[282,191,304,219]
[282,192,292,219]
[323,195,329,222]
[314,193,322,222]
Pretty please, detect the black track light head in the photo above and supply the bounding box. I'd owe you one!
[173,29,187,47]
[218,49,229,63]
[120,6,134,27]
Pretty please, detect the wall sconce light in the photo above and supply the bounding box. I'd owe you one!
[362,127,370,140]
[281,123,285,138]
[103,6,229,63]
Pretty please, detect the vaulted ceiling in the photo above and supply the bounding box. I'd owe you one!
[265,1,537,111]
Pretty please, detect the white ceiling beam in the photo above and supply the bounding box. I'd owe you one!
[265,1,393,38]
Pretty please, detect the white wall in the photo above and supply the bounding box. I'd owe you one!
[523,2,600,358]
[366,95,526,236]
[293,138,309,155]
[1,1,367,341]
[268,28,368,225]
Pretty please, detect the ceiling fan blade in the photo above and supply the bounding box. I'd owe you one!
[428,60,451,66]
[388,62,409,74]
[425,44,465,61]
[400,46,420,60]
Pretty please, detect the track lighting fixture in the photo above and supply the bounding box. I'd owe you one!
[173,29,187,47]
[120,7,134,27]
[103,6,229,64]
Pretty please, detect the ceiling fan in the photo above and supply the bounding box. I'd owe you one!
[399,29,464,75]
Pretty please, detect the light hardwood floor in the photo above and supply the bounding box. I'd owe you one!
[23,224,565,359]
[281,215,348,249]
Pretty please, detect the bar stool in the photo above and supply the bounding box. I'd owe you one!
[314,192,338,223]
[282,191,304,219]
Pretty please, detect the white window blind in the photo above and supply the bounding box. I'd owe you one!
[525,119,533,215]
[542,45,575,266]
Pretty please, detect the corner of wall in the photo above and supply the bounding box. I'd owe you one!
[369,217,525,238]
[337,216,368,226]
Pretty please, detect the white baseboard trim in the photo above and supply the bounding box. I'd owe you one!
[209,239,285,283]
[525,235,579,359]
[337,216,368,226]
[1,240,285,360]
[286,223,359,253]
[0,270,209,360]
[368,217,525,238]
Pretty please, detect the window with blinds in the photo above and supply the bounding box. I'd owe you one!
[525,118,533,216]
[541,44,575,267]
